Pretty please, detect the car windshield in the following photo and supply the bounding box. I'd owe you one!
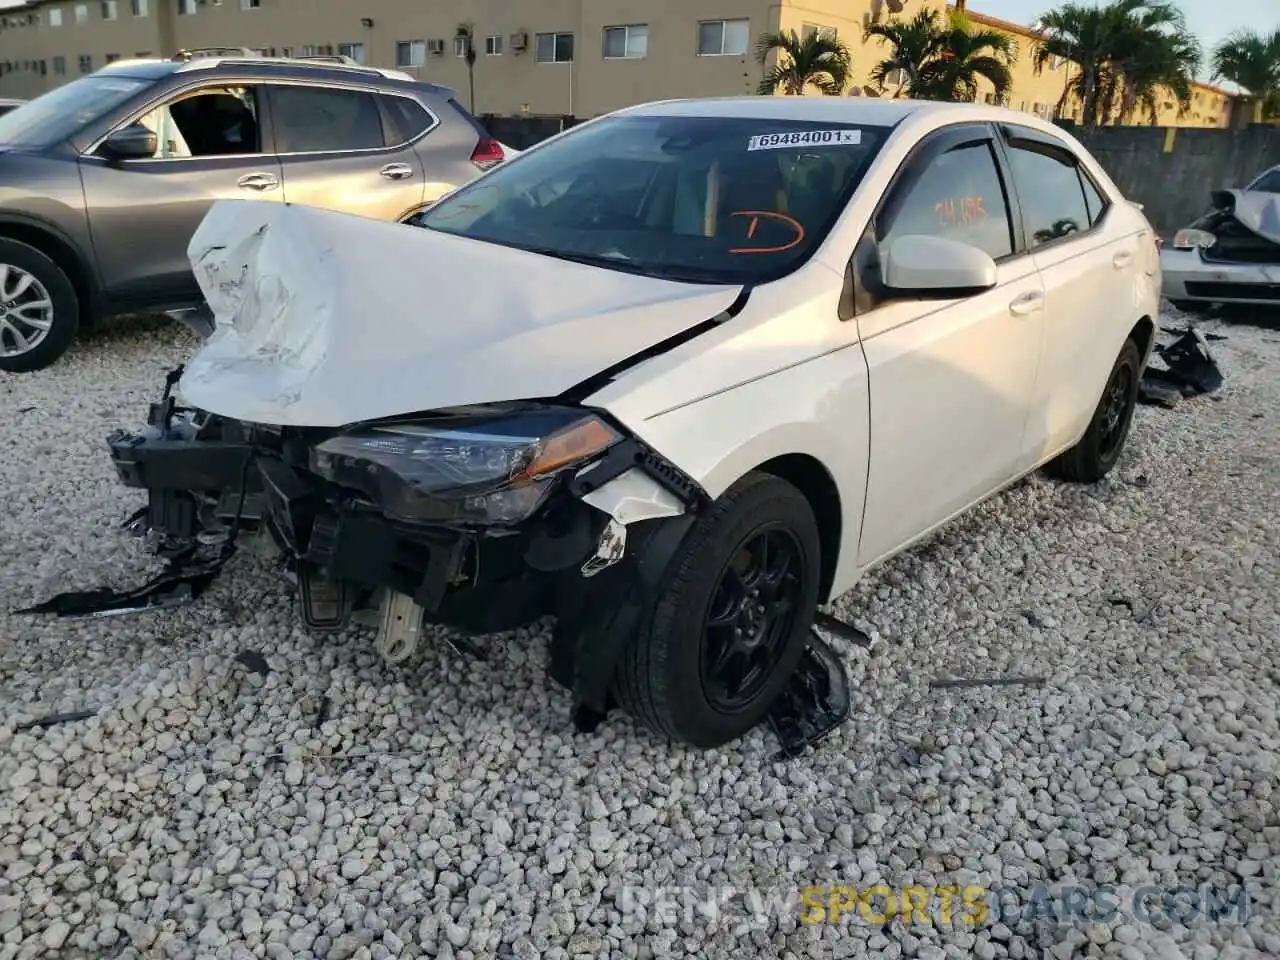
[0,75,150,147]
[419,114,887,285]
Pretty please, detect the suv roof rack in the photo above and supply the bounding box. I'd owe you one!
[171,49,416,82]
[172,47,260,61]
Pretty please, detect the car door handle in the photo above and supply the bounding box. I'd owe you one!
[1009,291,1045,317]
[237,172,279,192]
[379,163,415,181]
[1112,251,1134,269]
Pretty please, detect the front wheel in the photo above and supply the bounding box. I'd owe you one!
[613,472,821,748]
[1048,338,1142,484]
[0,238,79,373]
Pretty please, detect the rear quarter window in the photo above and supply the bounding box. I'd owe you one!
[379,94,434,145]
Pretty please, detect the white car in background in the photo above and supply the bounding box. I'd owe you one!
[104,97,1160,748]
[1162,164,1280,310]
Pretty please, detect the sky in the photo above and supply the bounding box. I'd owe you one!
[972,0,1276,81]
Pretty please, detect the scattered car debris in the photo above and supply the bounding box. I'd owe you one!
[314,695,332,731]
[13,709,97,731]
[14,542,235,620]
[929,675,1047,690]
[233,649,270,676]
[766,633,852,760]
[1140,327,1225,406]
[812,610,874,649]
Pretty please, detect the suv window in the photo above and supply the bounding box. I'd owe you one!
[272,85,383,153]
[1006,143,1091,246]
[131,86,261,158]
[378,94,433,146]
[879,142,1014,260]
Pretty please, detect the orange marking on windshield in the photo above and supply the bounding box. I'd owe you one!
[727,210,805,254]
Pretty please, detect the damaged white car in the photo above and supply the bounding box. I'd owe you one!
[95,98,1161,748]
[1162,167,1280,309]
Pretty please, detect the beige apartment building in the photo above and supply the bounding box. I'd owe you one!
[0,0,1234,127]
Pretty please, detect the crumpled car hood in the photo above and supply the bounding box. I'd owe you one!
[178,200,742,427]
[1218,189,1280,244]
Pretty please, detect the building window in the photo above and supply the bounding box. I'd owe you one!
[131,0,146,15]
[485,34,502,56]
[801,23,836,41]
[338,42,364,64]
[105,52,119,62]
[239,0,260,7]
[535,32,574,63]
[396,40,425,66]
[454,35,468,58]
[52,55,65,73]
[74,4,87,24]
[135,50,150,56]
[101,0,116,19]
[697,19,749,56]
[48,8,63,26]
[177,0,195,14]
[279,46,292,57]
[603,24,648,60]
[77,53,91,72]
[301,44,317,56]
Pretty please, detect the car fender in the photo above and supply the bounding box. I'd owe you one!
[0,209,106,321]
[600,344,872,600]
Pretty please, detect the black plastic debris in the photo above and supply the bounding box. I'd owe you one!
[929,675,1046,690]
[14,709,97,731]
[767,632,852,760]
[1142,328,1224,400]
[812,610,873,649]
[15,543,235,620]
[233,649,270,676]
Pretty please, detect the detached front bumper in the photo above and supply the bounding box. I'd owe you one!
[1161,247,1280,305]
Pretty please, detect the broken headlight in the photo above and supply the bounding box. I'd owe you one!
[1172,228,1216,250]
[309,406,621,525]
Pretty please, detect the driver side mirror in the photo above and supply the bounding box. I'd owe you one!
[100,123,158,160]
[880,234,998,296]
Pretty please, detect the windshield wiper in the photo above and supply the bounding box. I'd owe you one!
[519,246,732,284]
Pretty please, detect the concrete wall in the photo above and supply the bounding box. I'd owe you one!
[1062,123,1280,234]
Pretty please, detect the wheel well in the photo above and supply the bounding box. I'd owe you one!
[1129,315,1155,359]
[0,223,97,326]
[755,454,842,603]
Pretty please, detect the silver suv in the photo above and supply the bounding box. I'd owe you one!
[0,49,505,372]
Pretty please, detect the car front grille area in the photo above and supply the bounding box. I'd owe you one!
[1184,281,1280,302]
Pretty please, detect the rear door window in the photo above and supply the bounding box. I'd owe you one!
[378,94,434,146]
[270,85,384,153]
[1003,136,1092,247]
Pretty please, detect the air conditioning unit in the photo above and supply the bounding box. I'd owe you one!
[509,31,527,51]
[426,38,445,55]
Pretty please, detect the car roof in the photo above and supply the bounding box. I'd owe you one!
[619,96,984,124]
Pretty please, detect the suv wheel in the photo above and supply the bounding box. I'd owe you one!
[614,472,821,748]
[0,238,79,373]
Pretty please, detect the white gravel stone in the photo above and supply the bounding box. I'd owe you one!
[1,307,1278,958]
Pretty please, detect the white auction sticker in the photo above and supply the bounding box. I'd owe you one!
[747,129,862,151]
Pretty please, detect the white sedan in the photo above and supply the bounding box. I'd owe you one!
[105,96,1161,748]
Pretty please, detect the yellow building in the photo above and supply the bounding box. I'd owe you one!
[0,0,1234,127]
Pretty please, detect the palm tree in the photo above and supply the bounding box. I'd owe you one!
[864,9,942,98]
[756,29,853,96]
[866,9,1015,103]
[1212,28,1280,124]
[917,11,1018,103]
[455,23,477,113]
[1034,0,1200,127]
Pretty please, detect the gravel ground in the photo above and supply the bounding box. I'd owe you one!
[1,308,1278,960]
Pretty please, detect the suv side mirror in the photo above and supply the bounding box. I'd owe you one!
[881,234,998,296]
[100,123,158,160]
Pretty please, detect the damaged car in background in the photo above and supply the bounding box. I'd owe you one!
[47,97,1161,750]
[1162,165,1280,310]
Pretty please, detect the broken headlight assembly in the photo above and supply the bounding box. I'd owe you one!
[1172,227,1216,250]
[308,405,622,525]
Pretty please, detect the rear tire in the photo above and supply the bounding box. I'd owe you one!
[1048,338,1141,484]
[0,238,79,373]
[614,471,821,748]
